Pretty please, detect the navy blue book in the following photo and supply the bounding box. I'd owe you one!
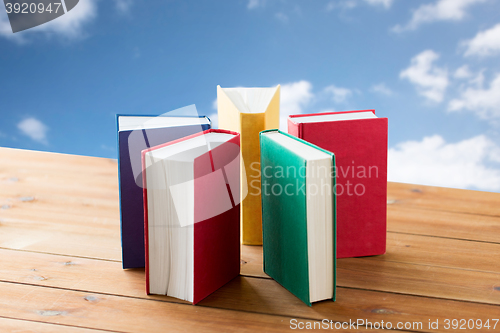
[117,114,211,268]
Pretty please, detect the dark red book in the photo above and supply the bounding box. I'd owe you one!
[142,129,240,304]
[288,110,388,258]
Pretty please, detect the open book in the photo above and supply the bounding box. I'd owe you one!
[260,130,336,306]
[142,129,240,304]
[217,86,280,245]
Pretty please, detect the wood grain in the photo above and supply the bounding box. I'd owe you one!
[203,277,500,333]
[1,246,499,332]
[0,317,113,333]
[0,281,335,333]
[387,182,500,217]
[1,147,500,332]
[388,205,500,243]
[241,233,500,278]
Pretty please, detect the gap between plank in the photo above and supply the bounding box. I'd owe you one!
[343,255,500,276]
[340,285,500,308]
[0,280,418,333]
[390,204,500,219]
[0,247,121,263]
[388,231,500,245]
[0,314,124,333]
[1,276,499,316]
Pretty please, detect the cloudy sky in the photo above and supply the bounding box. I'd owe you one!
[1,0,500,192]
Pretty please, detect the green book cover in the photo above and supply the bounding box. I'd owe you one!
[260,129,336,306]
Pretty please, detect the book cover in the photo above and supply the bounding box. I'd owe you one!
[217,86,280,245]
[260,129,336,306]
[288,110,388,258]
[117,114,211,269]
[142,129,240,304]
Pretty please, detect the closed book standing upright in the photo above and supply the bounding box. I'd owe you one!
[142,129,240,304]
[117,114,210,269]
[288,110,388,258]
[217,86,280,245]
[260,130,336,306]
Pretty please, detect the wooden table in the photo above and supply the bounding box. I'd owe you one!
[0,147,499,332]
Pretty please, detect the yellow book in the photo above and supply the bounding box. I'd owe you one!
[217,86,280,245]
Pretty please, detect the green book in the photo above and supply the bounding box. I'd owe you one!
[260,129,336,306]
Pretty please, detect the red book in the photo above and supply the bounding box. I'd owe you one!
[142,129,240,304]
[288,110,388,258]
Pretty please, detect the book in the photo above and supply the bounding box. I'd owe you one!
[117,114,211,269]
[217,85,280,245]
[260,130,336,306]
[288,110,388,258]
[142,129,240,304]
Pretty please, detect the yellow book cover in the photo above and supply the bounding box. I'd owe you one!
[217,86,280,245]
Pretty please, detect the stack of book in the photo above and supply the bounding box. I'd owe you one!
[117,88,388,306]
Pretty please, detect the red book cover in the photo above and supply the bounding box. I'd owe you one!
[142,129,240,303]
[288,110,388,258]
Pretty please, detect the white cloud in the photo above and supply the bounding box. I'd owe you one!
[448,73,500,119]
[326,1,336,11]
[0,9,27,43]
[275,12,289,23]
[17,117,49,145]
[323,85,353,103]
[400,50,448,102]
[114,0,133,14]
[280,80,314,130]
[389,134,500,192]
[208,112,218,129]
[393,0,486,32]
[327,0,393,11]
[247,0,265,9]
[210,98,218,128]
[363,0,394,9]
[454,65,473,79]
[0,0,97,42]
[462,23,500,58]
[370,83,393,95]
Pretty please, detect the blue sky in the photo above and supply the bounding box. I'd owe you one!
[1,0,500,192]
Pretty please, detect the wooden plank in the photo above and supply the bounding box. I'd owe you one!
[0,220,120,261]
[0,148,121,261]
[3,231,500,305]
[1,247,500,322]
[0,316,113,332]
[241,239,500,305]
[2,265,498,333]
[388,182,500,217]
[388,205,500,243]
[3,146,499,261]
[1,146,499,333]
[242,248,500,305]
[337,258,500,305]
[203,277,500,333]
[241,233,500,278]
[0,282,335,333]
[240,245,267,278]
[380,232,500,273]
